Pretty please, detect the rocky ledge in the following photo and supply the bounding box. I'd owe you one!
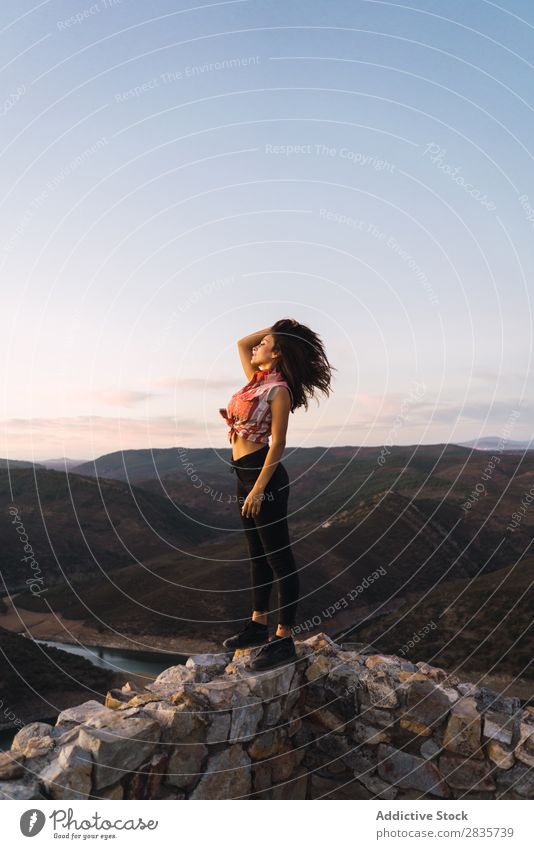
[0,634,532,800]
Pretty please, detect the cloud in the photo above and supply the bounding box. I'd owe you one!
[154,376,237,390]
[2,397,530,462]
[93,389,158,406]
[0,415,212,461]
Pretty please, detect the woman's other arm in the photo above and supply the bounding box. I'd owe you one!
[237,325,272,380]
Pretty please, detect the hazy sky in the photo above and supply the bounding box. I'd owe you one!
[1,0,533,461]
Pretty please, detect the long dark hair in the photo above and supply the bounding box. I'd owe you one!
[270,318,336,413]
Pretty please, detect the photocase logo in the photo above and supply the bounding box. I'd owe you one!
[20,809,46,836]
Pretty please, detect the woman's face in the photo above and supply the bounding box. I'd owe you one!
[251,334,279,369]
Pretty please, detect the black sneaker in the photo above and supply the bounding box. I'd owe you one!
[222,619,269,649]
[249,634,297,671]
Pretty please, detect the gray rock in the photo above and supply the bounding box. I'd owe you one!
[457,682,479,697]
[353,723,391,746]
[185,653,232,676]
[378,744,450,797]
[146,665,196,696]
[152,664,194,686]
[476,688,521,715]
[11,722,55,753]
[0,750,25,780]
[483,711,516,745]
[514,718,534,767]
[166,743,208,790]
[83,707,141,730]
[420,738,441,759]
[399,660,418,672]
[327,659,366,694]
[196,679,250,710]
[343,744,377,775]
[6,630,519,801]
[55,700,116,730]
[40,743,93,800]
[285,685,302,713]
[20,736,55,760]
[240,663,296,701]
[229,698,263,743]
[302,632,342,653]
[271,766,308,800]
[360,673,398,709]
[142,701,200,743]
[404,679,456,727]
[78,716,161,790]
[363,707,397,729]
[264,700,282,726]
[496,761,534,797]
[443,697,483,758]
[0,779,45,800]
[439,753,496,792]
[316,732,352,759]
[358,772,398,799]
[189,745,251,799]
[206,712,231,744]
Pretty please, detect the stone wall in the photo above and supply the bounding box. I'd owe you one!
[0,633,532,800]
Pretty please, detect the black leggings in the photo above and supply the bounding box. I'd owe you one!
[231,444,299,627]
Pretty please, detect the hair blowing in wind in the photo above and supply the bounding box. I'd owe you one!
[270,318,336,413]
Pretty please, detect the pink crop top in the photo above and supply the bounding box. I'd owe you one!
[219,367,292,444]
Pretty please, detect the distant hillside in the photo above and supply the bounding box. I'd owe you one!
[3,444,533,688]
[71,447,223,481]
[0,466,223,593]
[0,458,44,469]
[340,558,534,683]
[40,458,90,471]
[72,444,534,564]
[9,485,529,656]
[457,437,534,451]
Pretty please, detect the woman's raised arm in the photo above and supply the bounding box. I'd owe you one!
[237,325,272,380]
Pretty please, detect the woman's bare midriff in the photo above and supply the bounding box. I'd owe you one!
[231,432,268,461]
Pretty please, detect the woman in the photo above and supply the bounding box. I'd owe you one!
[219,318,335,670]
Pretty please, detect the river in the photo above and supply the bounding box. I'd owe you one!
[0,637,188,752]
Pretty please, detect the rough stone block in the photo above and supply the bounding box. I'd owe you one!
[443,697,483,759]
[77,716,160,790]
[40,743,93,799]
[377,744,450,797]
[404,680,456,728]
[0,779,45,800]
[486,740,514,770]
[514,718,534,767]
[189,745,251,799]
[166,743,208,790]
[271,767,308,799]
[482,710,516,746]
[55,700,117,730]
[11,722,55,754]
[439,753,496,792]
[0,751,25,780]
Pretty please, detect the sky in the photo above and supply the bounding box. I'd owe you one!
[1,0,533,461]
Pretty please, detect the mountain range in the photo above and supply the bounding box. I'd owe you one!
[1,443,532,684]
